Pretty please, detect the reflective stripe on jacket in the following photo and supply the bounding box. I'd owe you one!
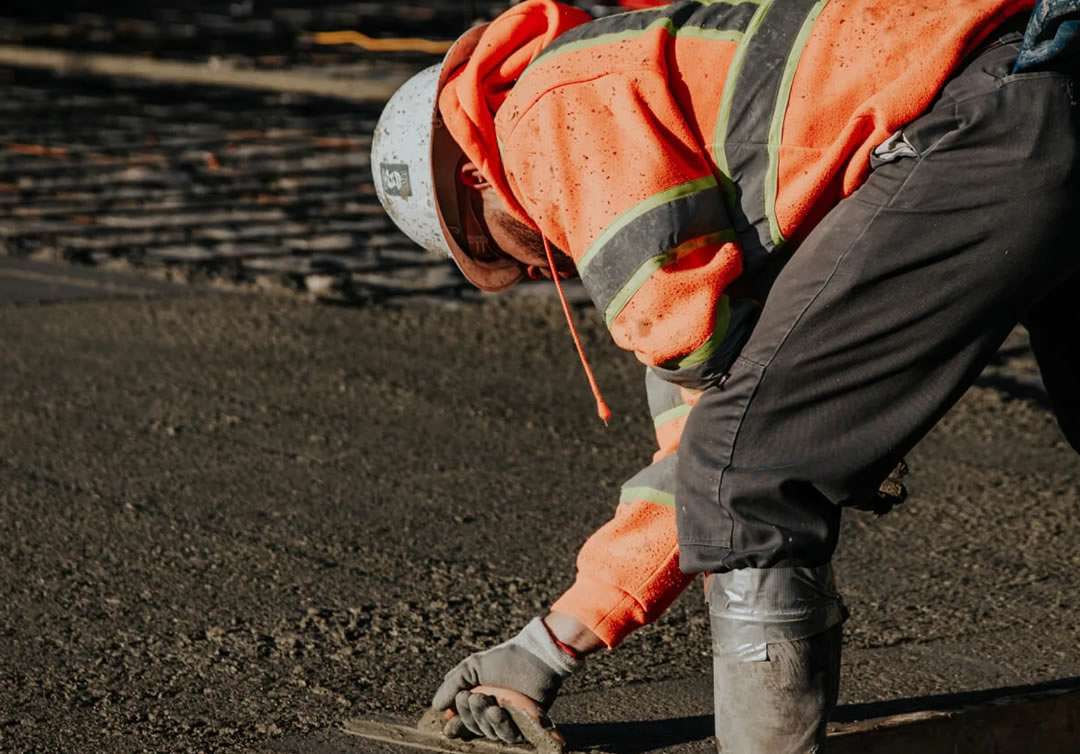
[441,0,1033,648]
[452,0,1033,377]
[551,368,701,644]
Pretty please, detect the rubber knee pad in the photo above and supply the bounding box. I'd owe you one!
[712,624,842,754]
[707,564,847,662]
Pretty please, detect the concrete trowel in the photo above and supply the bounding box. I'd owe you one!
[344,686,565,753]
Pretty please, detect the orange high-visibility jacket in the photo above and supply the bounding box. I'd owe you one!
[439,0,1033,648]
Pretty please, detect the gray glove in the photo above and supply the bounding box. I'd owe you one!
[432,617,584,743]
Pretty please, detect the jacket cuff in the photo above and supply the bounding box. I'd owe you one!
[516,617,584,677]
[550,575,651,649]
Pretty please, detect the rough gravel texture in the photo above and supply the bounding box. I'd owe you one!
[0,64,481,305]
[1,293,1078,754]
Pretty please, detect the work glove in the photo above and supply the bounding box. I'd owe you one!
[432,617,584,744]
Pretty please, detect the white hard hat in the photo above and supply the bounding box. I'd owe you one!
[370,25,524,292]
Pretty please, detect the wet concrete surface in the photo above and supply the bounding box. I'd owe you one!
[1,288,1078,753]
[0,256,186,305]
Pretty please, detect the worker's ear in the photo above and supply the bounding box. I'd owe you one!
[459,161,491,190]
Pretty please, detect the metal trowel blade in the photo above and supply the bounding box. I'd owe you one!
[343,713,552,754]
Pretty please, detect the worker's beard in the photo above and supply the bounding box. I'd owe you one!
[499,213,577,277]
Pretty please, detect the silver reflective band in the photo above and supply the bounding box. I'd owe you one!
[707,564,847,662]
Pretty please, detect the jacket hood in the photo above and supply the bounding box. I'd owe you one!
[437,0,591,228]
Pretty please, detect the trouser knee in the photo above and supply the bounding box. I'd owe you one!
[708,564,845,753]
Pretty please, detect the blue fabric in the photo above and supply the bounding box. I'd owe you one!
[1014,0,1080,72]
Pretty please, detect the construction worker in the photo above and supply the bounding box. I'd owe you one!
[370,0,1079,750]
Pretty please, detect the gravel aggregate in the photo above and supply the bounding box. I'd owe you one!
[1,294,1078,753]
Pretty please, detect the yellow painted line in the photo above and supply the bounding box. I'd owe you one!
[0,45,409,103]
[310,31,452,55]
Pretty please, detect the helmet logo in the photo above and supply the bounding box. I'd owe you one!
[380,163,412,199]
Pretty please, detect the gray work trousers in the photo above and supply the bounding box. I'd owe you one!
[677,33,1080,574]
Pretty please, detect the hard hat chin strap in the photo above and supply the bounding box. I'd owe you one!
[457,169,513,267]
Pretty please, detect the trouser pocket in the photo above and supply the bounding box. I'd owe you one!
[869,130,918,169]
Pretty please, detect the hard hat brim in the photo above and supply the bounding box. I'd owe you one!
[371,23,525,293]
[433,24,525,293]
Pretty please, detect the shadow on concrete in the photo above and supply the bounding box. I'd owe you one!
[831,674,1080,723]
[973,372,1051,411]
[557,676,1080,753]
[559,715,714,754]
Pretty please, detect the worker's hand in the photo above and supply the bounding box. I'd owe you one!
[432,617,584,743]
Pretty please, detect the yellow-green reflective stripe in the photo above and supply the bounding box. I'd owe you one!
[605,250,675,327]
[653,402,692,429]
[620,486,675,508]
[537,16,678,66]
[523,8,666,75]
[525,1,760,74]
[763,0,826,247]
[665,295,732,369]
[602,229,736,327]
[712,0,773,204]
[677,27,745,43]
[579,175,719,272]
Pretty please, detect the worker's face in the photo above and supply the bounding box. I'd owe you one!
[459,163,575,280]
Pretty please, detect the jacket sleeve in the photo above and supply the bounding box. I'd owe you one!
[551,369,701,648]
[500,69,747,386]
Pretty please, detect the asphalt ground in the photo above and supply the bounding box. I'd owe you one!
[1,259,1078,753]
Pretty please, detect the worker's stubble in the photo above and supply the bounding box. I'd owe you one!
[495,208,576,277]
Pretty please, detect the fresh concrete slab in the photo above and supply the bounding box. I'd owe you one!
[324,674,1080,753]
[1,294,1077,754]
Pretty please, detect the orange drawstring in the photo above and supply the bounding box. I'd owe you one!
[543,235,612,425]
